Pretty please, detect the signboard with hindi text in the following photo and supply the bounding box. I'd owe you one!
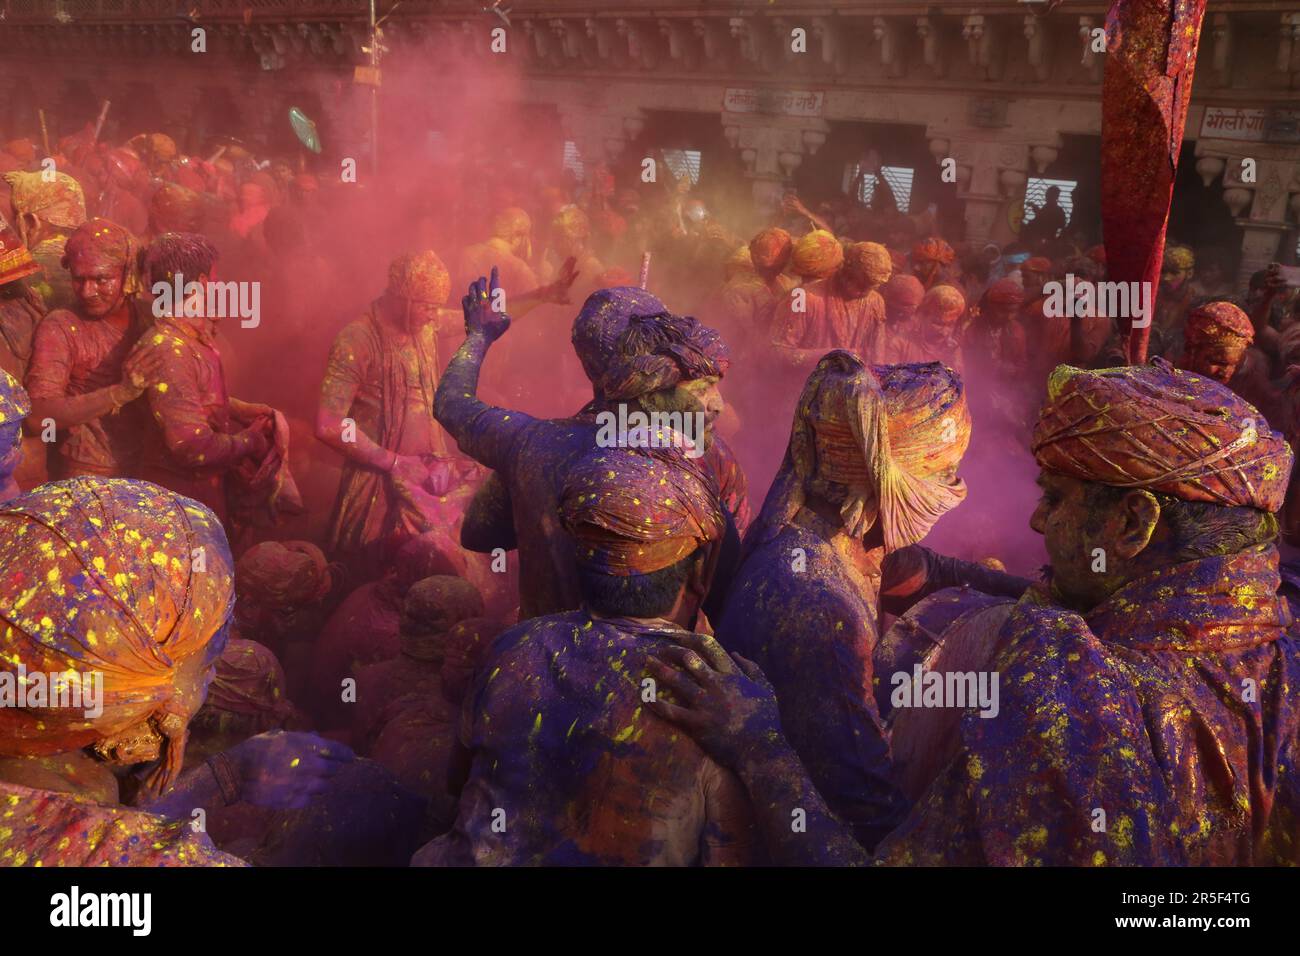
[1199,107,1269,142]
[723,88,824,117]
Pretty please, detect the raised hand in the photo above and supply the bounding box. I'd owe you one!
[462,267,510,342]
[540,256,580,305]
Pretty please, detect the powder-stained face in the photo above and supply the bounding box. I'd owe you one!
[641,376,723,450]
[1182,337,1248,384]
[402,297,443,335]
[1160,262,1192,293]
[71,262,125,318]
[1030,471,1129,612]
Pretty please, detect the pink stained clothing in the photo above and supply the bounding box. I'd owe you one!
[133,315,247,519]
[771,281,888,361]
[24,309,144,476]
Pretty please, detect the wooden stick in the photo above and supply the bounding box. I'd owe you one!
[91,99,111,145]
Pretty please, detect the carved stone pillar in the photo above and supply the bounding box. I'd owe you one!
[945,137,1030,244]
[724,114,830,215]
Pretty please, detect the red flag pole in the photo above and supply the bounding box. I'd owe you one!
[1100,0,1208,366]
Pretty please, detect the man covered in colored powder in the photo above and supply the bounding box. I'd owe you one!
[1166,299,1291,434]
[4,170,87,312]
[910,237,956,291]
[460,207,538,294]
[710,352,984,850]
[436,277,738,620]
[713,227,797,345]
[0,216,45,382]
[0,367,29,502]
[649,359,1300,866]
[24,218,164,480]
[0,478,355,866]
[413,441,757,866]
[131,232,281,525]
[771,241,893,367]
[316,251,467,579]
[876,274,926,365]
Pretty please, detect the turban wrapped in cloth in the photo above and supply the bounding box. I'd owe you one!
[552,204,590,241]
[0,477,234,796]
[1032,358,1292,513]
[843,241,893,288]
[399,575,486,661]
[561,442,725,575]
[919,284,967,329]
[0,216,38,286]
[61,217,143,298]
[981,277,1025,309]
[4,171,87,237]
[725,243,753,279]
[130,132,178,166]
[3,139,36,164]
[792,229,843,280]
[235,540,333,609]
[597,310,730,402]
[1185,300,1254,347]
[150,182,206,234]
[571,286,669,385]
[749,351,971,555]
[492,206,531,241]
[1023,256,1053,275]
[200,638,298,733]
[912,237,956,267]
[387,250,450,306]
[749,227,793,274]
[1163,244,1195,274]
[882,274,925,316]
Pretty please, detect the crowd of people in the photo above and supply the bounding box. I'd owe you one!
[0,120,1297,867]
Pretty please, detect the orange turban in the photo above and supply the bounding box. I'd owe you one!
[561,443,725,575]
[843,241,893,288]
[0,478,234,793]
[982,278,1025,307]
[912,237,955,266]
[919,284,967,329]
[1023,256,1053,275]
[387,250,450,305]
[1032,358,1292,513]
[750,351,971,554]
[750,227,793,273]
[792,229,843,280]
[1185,301,1254,347]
